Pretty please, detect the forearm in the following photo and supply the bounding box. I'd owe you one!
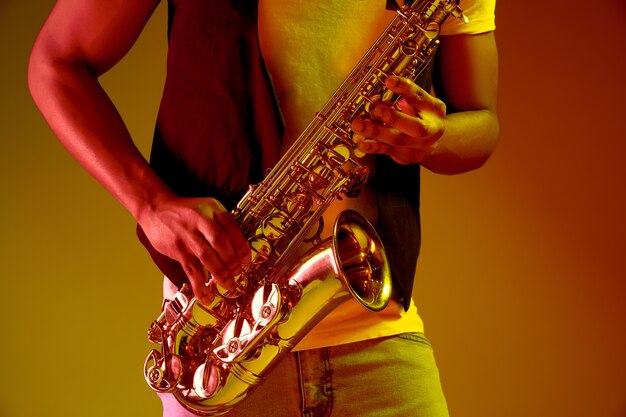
[28,52,172,220]
[421,107,499,175]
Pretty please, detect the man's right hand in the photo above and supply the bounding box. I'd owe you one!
[137,196,251,305]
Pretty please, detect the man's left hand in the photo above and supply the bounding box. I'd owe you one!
[350,75,446,165]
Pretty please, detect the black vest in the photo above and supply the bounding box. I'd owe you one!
[140,0,431,311]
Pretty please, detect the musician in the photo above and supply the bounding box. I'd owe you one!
[28,0,498,416]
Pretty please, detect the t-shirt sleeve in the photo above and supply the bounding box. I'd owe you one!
[440,0,496,36]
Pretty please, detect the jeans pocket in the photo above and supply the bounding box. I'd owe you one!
[394,332,433,348]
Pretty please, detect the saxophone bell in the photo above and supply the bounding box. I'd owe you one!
[331,210,391,311]
[169,210,391,415]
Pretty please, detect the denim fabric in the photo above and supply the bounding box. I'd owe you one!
[161,333,449,417]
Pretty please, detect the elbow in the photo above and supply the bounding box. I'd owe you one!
[27,37,95,111]
[27,41,48,104]
[27,37,64,106]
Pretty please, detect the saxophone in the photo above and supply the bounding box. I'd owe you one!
[144,1,466,414]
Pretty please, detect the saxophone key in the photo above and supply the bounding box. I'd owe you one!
[261,213,289,241]
[213,316,253,361]
[251,282,281,328]
[283,192,313,218]
[192,362,222,399]
[249,235,274,266]
[288,163,325,204]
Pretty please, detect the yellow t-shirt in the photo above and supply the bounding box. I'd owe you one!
[441,0,497,36]
[257,0,496,351]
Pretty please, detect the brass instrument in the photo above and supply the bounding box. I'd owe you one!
[144,1,466,414]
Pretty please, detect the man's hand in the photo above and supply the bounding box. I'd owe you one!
[137,196,251,305]
[350,75,446,165]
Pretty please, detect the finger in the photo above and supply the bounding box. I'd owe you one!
[395,98,418,117]
[370,104,436,143]
[197,218,242,277]
[385,76,446,115]
[188,232,236,289]
[353,116,437,150]
[351,118,407,145]
[196,199,244,275]
[182,257,215,304]
[214,211,251,265]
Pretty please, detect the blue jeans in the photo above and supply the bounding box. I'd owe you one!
[161,333,449,417]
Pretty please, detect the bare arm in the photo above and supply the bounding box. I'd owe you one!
[28,0,166,215]
[425,31,499,174]
[28,0,249,303]
[351,31,500,174]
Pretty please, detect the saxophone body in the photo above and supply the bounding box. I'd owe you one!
[144,1,466,414]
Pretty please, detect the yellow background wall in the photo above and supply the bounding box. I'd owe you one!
[1,1,625,416]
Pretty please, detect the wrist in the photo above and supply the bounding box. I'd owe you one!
[128,170,176,225]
